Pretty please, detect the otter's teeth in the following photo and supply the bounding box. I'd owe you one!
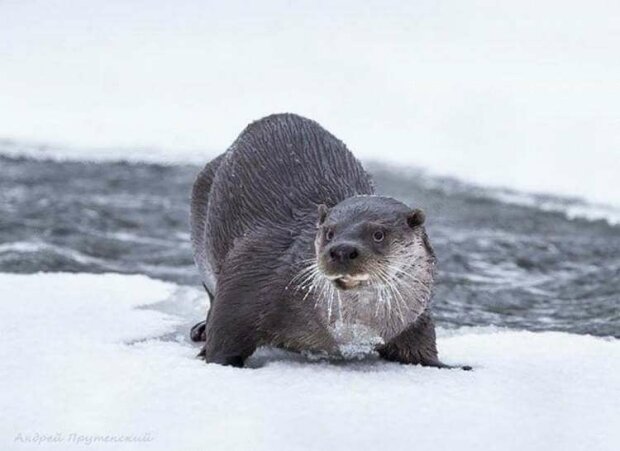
[332,274,371,290]
[334,278,358,290]
[342,274,369,282]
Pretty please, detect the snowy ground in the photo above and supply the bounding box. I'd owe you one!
[1,272,618,451]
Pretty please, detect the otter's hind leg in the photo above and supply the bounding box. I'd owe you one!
[190,321,207,342]
[378,312,471,370]
[190,283,213,343]
[190,155,223,343]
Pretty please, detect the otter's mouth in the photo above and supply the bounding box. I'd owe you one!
[328,274,370,290]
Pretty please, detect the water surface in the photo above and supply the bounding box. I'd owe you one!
[1,155,618,337]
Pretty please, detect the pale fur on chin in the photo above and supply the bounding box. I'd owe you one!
[291,235,434,346]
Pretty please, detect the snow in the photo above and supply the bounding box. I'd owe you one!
[1,272,618,451]
[1,0,620,209]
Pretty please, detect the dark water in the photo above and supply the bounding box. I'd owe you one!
[1,155,619,337]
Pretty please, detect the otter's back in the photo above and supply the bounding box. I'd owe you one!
[205,114,373,271]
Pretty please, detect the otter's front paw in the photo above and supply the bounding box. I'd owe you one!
[377,345,471,370]
[420,359,473,371]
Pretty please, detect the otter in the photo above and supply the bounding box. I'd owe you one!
[190,113,466,369]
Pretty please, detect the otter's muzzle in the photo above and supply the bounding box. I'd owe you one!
[321,243,369,290]
[329,243,359,264]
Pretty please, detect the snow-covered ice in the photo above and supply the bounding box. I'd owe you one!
[1,272,618,451]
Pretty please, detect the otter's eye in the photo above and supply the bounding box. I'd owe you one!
[373,230,385,242]
[325,229,334,241]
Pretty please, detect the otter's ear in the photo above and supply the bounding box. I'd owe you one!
[317,204,330,226]
[407,208,425,228]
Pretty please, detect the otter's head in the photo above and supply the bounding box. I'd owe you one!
[314,196,430,291]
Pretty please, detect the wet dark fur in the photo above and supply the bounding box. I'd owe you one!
[190,113,464,369]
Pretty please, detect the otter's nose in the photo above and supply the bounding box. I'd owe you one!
[329,244,359,264]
